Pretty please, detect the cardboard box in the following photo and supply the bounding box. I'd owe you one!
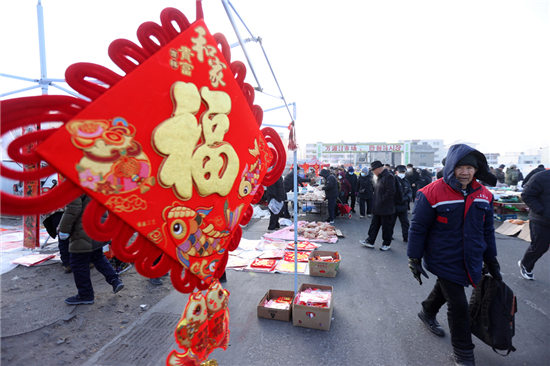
[494,214,517,222]
[292,283,333,331]
[257,289,294,322]
[308,250,341,278]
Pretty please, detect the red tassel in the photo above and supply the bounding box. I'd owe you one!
[288,120,297,151]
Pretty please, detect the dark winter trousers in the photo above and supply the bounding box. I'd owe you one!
[366,214,392,245]
[268,208,281,230]
[281,200,291,218]
[521,221,550,272]
[389,211,410,240]
[327,197,337,221]
[58,237,70,267]
[70,248,119,300]
[358,197,373,216]
[349,190,356,211]
[422,277,474,351]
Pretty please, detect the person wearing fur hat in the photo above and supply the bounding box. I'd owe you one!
[407,144,500,366]
[347,166,358,213]
[359,160,396,251]
[356,166,374,218]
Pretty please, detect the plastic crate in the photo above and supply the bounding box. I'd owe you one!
[494,214,517,222]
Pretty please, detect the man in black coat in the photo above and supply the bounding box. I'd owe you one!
[320,168,338,223]
[359,161,396,251]
[405,163,421,201]
[518,169,550,280]
[389,165,412,242]
[356,166,374,218]
[346,166,358,213]
[523,164,545,186]
[266,176,286,230]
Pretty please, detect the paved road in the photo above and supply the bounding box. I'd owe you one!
[85,213,550,366]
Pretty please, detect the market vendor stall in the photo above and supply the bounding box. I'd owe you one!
[264,221,338,243]
[297,188,327,215]
[489,188,529,221]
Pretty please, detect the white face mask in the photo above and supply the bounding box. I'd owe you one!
[338,176,342,179]
[397,173,405,179]
[360,172,366,176]
[407,168,412,172]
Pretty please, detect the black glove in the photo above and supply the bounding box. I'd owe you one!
[408,258,429,285]
[484,258,502,280]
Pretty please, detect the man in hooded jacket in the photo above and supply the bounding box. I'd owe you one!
[407,144,500,366]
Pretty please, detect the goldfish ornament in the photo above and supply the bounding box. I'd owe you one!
[167,292,209,366]
[205,280,230,351]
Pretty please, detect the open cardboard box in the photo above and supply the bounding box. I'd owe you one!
[308,250,341,277]
[257,289,295,322]
[292,283,333,331]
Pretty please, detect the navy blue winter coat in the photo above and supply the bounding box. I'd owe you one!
[407,144,498,287]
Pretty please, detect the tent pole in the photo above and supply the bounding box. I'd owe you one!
[221,0,262,91]
[293,149,298,294]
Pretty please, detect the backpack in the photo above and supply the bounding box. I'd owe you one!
[469,275,518,355]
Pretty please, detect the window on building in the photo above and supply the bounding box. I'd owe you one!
[524,160,532,164]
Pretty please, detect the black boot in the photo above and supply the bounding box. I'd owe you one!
[451,348,475,366]
[418,308,445,337]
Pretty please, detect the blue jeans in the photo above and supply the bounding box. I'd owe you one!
[70,248,119,299]
[327,197,337,221]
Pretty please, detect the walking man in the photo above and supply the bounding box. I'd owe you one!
[359,160,396,251]
[518,168,550,280]
[59,194,124,305]
[407,144,500,366]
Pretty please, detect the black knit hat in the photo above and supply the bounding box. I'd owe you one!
[455,153,478,169]
[395,165,406,172]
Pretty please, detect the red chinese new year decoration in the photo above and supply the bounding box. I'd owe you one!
[1,4,285,365]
